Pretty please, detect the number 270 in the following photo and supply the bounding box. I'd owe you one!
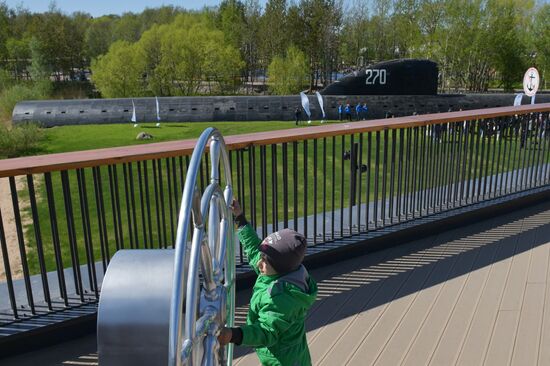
[366,69,386,85]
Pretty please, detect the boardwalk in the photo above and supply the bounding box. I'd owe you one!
[3,199,550,366]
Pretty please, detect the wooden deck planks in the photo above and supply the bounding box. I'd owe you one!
[454,230,519,365]
[538,216,550,366]
[345,231,455,366]
[316,239,437,366]
[400,220,500,366]
[510,283,546,366]
[372,232,469,365]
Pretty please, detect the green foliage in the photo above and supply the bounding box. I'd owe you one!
[6,37,31,81]
[259,0,288,65]
[0,1,549,94]
[0,67,12,91]
[0,82,50,121]
[91,40,147,97]
[267,45,308,95]
[85,16,115,60]
[30,6,88,79]
[112,13,142,43]
[532,4,550,88]
[484,0,530,91]
[0,122,44,158]
[92,14,244,97]
[218,0,247,49]
[0,2,9,60]
[28,36,51,81]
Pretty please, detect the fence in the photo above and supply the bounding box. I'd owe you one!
[0,103,549,336]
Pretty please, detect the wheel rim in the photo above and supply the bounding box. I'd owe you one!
[168,128,235,366]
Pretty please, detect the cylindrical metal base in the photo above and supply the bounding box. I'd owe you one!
[97,249,176,366]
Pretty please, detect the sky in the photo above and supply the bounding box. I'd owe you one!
[2,1,260,16]
[2,0,548,17]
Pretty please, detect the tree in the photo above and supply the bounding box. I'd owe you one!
[112,13,142,43]
[136,24,167,95]
[153,14,243,95]
[28,37,51,81]
[531,4,549,88]
[267,45,308,94]
[6,37,30,80]
[289,0,343,89]
[259,0,288,66]
[140,6,181,30]
[94,13,245,97]
[484,0,532,91]
[0,3,10,61]
[91,40,146,97]
[25,5,88,80]
[218,0,246,49]
[85,16,115,61]
[339,1,370,68]
[240,0,262,91]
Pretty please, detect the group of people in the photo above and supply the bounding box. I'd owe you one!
[338,102,369,121]
[293,101,369,125]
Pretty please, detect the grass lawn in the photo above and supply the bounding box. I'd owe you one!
[38,121,320,154]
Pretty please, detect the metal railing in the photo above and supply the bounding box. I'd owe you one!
[0,103,549,336]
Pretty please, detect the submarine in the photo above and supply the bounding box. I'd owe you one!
[12,59,549,127]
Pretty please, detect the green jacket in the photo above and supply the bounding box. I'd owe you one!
[238,224,318,366]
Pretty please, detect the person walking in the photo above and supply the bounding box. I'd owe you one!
[294,107,302,126]
[355,103,362,121]
[362,103,368,120]
[345,104,352,121]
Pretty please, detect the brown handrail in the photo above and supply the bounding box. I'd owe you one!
[0,103,548,178]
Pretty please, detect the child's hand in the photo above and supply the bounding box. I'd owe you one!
[230,199,243,217]
[218,327,232,346]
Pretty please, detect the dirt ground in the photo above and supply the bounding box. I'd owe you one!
[0,176,31,281]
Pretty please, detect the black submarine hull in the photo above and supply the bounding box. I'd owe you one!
[320,59,438,96]
[12,93,549,127]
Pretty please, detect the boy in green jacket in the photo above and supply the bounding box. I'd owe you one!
[218,199,318,366]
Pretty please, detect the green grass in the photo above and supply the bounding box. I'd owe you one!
[38,121,316,154]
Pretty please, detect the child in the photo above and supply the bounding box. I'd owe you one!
[218,199,318,366]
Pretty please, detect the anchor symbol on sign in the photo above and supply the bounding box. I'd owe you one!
[527,72,536,92]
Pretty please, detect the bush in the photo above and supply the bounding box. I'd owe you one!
[0,81,51,121]
[0,123,44,158]
[0,68,13,92]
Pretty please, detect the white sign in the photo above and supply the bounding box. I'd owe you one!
[523,67,540,97]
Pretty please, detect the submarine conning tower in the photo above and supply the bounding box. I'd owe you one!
[320,59,438,96]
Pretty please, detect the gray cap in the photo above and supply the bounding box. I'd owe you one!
[259,229,307,274]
